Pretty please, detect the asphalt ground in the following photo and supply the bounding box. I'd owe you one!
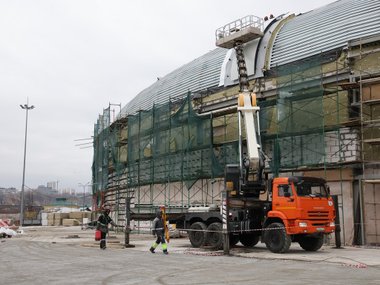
[1,226,379,284]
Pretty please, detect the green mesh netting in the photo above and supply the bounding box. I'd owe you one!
[93,56,338,194]
[126,93,239,189]
[260,56,325,176]
[92,108,111,204]
[92,107,130,209]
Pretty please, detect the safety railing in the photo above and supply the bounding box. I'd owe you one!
[215,15,264,41]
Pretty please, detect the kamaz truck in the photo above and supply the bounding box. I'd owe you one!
[183,175,335,253]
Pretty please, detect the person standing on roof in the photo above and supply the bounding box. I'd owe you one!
[97,207,124,250]
[149,210,168,254]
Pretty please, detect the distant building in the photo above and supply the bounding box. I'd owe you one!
[47,181,58,191]
[60,188,76,195]
[0,187,18,194]
[36,185,58,195]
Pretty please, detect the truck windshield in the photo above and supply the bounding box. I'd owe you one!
[295,181,328,198]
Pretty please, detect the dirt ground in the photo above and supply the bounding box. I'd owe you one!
[1,226,379,285]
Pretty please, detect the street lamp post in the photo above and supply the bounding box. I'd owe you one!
[79,182,90,229]
[20,100,35,227]
[79,182,90,209]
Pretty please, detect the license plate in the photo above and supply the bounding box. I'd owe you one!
[316,227,325,231]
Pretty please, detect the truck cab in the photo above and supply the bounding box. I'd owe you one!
[263,176,335,252]
[270,176,335,234]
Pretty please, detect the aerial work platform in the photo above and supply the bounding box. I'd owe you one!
[215,15,264,48]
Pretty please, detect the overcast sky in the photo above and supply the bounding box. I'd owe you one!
[0,0,336,192]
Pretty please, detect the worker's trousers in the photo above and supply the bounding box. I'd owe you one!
[100,231,107,249]
[151,234,168,253]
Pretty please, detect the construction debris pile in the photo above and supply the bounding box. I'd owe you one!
[0,219,19,238]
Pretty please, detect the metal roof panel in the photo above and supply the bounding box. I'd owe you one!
[119,48,227,117]
[270,0,380,67]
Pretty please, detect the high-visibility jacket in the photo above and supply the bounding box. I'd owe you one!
[152,217,165,236]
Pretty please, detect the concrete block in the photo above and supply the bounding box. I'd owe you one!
[343,134,357,141]
[69,212,84,219]
[340,128,350,134]
[55,213,69,219]
[345,156,356,162]
[62,219,80,226]
[326,154,338,163]
[348,144,357,151]
[329,146,340,153]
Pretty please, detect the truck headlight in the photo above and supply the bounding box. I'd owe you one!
[329,222,335,227]
[299,222,308,227]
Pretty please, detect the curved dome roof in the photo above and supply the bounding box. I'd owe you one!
[270,0,380,67]
[120,0,380,117]
[120,48,227,117]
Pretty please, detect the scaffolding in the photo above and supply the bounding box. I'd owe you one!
[93,93,240,227]
[352,36,380,246]
[92,37,380,244]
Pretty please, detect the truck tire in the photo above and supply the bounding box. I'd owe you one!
[189,222,207,248]
[229,234,239,246]
[264,222,291,253]
[206,222,223,249]
[239,233,260,247]
[298,236,324,251]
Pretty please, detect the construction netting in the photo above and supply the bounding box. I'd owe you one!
[93,104,131,206]
[93,54,355,198]
[126,93,239,189]
[261,56,327,176]
[362,81,380,161]
[93,108,111,195]
[93,93,240,198]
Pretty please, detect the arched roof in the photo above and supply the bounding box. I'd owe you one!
[119,48,227,117]
[120,0,380,117]
[270,0,380,67]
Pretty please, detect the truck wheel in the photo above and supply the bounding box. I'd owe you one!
[229,234,239,246]
[264,222,291,253]
[239,233,260,247]
[206,222,223,249]
[189,222,207,248]
[298,236,324,251]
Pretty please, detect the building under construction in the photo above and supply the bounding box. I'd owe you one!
[93,0,380,246]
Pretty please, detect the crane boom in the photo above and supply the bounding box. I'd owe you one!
[216,15,265,185]
[238,92,261,172]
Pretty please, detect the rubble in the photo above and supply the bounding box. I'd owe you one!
[0,219,18,238]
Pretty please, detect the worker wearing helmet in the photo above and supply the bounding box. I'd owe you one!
[149,210,168,254]
[97,207,123,250]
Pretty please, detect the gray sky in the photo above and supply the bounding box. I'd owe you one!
[0,0,336,192]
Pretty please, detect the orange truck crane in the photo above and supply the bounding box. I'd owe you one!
[176,15,335,253]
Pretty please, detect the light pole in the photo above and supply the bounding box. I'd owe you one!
[79,182,90,209]
[20,100,34,227]
[79,182,90,229]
